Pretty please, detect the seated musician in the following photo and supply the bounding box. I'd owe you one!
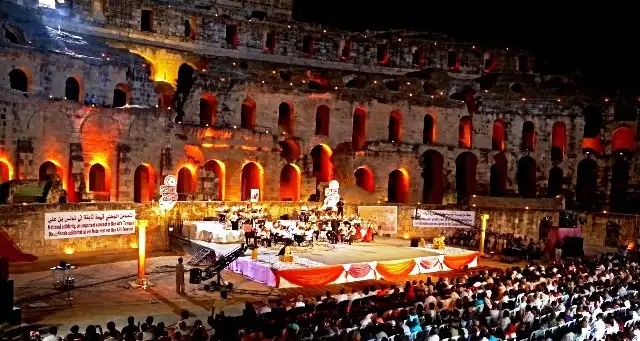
[229,212,239,231]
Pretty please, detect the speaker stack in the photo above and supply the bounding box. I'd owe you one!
[0,258,20,325]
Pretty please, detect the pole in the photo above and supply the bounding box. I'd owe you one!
[137,220,149,285]
[479,214,489,255]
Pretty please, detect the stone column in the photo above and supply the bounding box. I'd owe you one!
[15,139,34,180]
[69,142,85,202]
[117,143,132,201]
[160,147,173,178]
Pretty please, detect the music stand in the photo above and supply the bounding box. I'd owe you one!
[51,261,75,304]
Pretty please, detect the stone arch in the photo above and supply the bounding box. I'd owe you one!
[611,126,635,153]
[516,156,537,198]
[388,168,409,204]
[0,160,11,182]
[455,152,478,204]
[241,98,257,129]
[489,152,508,197]
[204,159,225,200]
[278,102,294,135]
[354,166,375,193]
[458,116,472,148]
[65,76,81,102]
[551,121,566,162]
[39,161,62,182]
[582,105,603,154]
[521,121,536,151]
[133,164,155,204]
[112,83,130,107]
[176,166,196,200]
[315,105,330,136]
[9,68,28,92]
[547,166,563,197]
[423,114,435,144]
[611,153,630,212]
[576,158,598,210]
[88,163,108,192]
[241,162,263,201]
[279,138,301,163]
[492,119,506,151]
[280,164,301,201]
[421,150,444,204]
[389,110,403,142]
[352,106,367,150]
[310,144,333,183]
[199,93,217,125]
[155,81,175,109]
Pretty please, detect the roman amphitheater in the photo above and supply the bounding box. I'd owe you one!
[0,0,637,215]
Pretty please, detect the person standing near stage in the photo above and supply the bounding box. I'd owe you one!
[230,211,239,231]
[175,257,186,294]
[555,239,563,260]
[337,199,345,217]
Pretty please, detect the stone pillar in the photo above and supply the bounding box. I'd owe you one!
[199,167,219,201]
[160,147,173,178]
[117,144,132,201]
[69,142,85,202]
[15,139,33,180]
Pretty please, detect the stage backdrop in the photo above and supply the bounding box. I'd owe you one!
[413,209,475,228]
[357,206,398,234]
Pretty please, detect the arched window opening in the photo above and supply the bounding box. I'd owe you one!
[551,122,566,162]
[0,161,10,183]
[354,167,375,193]
[458,116,472,148]
[516,156,537,198]
[611,154,631,213]
[65,77,80,101]
[421,150,444,204]
[155,81,174,109]
[387,169,409,204]
[423,114,435,144]
[489,153,508,197]
[388,110,403,142]
[582,105,603,154]
[133,165,154,204]
[279,164,300,201]
[176,167,195,201]
[88,163,107,192]
[9,69,28,92]
[225,24,238,47]
[112,83,129,107]
[547,167,563,197]
[199,93,217,125]
[492,120,506,151]
[39,161,62,182]
[611,127,636,153]
[310,144,333,183]
[352,107,367,150]
[241,98,257,129]
[278,102,294,135]
[241,162,263,201]
[204,160,225,200]
[521,121,536,151]
[279,138,301,163]
[576,158,598,210]
[455,152,478,204]
[315,105,330,136]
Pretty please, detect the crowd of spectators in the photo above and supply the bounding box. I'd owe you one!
[16,252,640,341]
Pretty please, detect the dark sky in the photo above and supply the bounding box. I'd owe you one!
[292,1,636,94]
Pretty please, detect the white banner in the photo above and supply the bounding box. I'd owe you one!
[45,210,136,240]
[412,209,475,228]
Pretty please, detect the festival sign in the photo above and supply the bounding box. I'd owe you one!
[357,206,398,234]
[412,209,475,229]
[159,175,178,211]
[45,210,136,240]
[250,189,260,202]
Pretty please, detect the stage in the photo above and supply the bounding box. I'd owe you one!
[188,237,479,289]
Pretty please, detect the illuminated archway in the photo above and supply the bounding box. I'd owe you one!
[315,105,330,136]
[155,81,175,109]
[65,77,81,102]
[611,153,630,212]
[310,144,333,183]
[387,169,409,204]
[352,106,367,150]
[547,166,563,197]
[200,93,217,125]
[551,121,566,162]
[279,138,301,163]
[176,167,195,201]
[241,162,263,201]
[389,110,403,142]
[39,161,62,182]
[279,164,301,201]
[133,164,155,204]
[583,105,603,154]
[611,126,635,153]
[203,159,225,200]
[241,98,257,129]
[354,166,375,193]
[521,121,536,151]
[278,102,294,135]
[489,152,508,197]
[455,152,478,204]
[113,83,130,107]
[88,163,107,192]
[492,119,506,151]
[459,116,472,148]
[516,156,537,198]
[0,160,10,183]
[423,114,435,144]
[421,150,444,204]
[9,69,28,92]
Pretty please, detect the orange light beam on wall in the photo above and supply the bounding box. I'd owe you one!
[137,220,148,285]
[0,157,15,180]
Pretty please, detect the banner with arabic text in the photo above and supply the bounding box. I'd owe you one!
[45,210,136,239]
[412,209,475,228]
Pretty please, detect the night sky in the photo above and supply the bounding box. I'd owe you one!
[292,1,636,95]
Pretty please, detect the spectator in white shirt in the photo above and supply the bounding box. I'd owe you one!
[42,327,61,341]
[294,295,306,308]
[592,314,606,340]
[350,288,362,301]
[335,289,348,302]
[258,300,271,314]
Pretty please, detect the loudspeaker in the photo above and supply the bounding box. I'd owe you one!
[563,237,584,258]
[189,268,202,284]
[0,280,14,318]
[410,238,420,248]
[9,307,21,325]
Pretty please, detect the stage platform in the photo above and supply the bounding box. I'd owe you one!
[188,238,479,289]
